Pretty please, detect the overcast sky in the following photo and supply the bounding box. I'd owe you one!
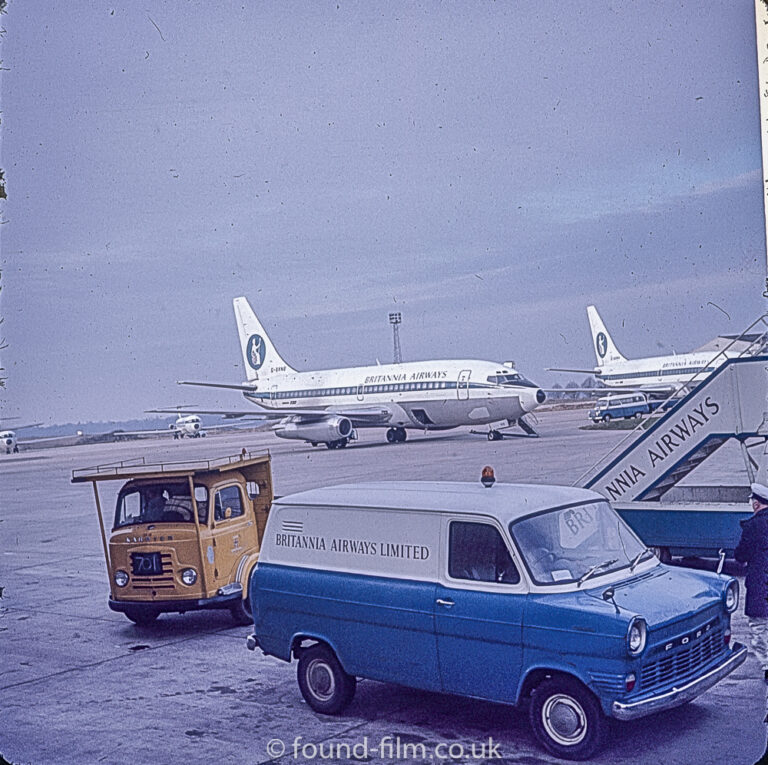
[1,1,765,424]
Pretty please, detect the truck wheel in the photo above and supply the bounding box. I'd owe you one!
[230,596,252,626]
[297,644,356,714]
[529,676,606,760]
[124,607,160,626]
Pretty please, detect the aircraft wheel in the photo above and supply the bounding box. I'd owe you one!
[397,428,407,442]
[310,442,318,447]
[13,446,19,453]
[386,428,397,443]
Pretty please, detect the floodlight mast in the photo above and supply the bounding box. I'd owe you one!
[389,312,402,364]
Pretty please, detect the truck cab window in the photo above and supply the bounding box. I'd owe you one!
[114,483,208,528]
[214,485,244,521]
[448,521,519,584]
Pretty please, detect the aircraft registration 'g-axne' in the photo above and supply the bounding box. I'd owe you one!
[549,305,767,397]
[165,297,546,449]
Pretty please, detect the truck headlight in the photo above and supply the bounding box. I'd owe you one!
[181,568,198,586]
[627,617,647,656]
[114,570,129,587]
[724,580,739,613]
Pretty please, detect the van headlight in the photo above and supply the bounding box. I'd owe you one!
[181,568,198,586]
[724,580,739,613]
[114,570,129,587]
[627,617,647,656]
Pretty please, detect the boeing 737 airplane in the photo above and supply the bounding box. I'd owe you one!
[162,297,546,448]
[550,305,764,396]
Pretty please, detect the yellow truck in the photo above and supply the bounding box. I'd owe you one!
[72,452,273,625]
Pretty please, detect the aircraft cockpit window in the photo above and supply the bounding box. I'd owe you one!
[487,373,538,388]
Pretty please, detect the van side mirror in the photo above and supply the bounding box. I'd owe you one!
[716,549,725,575]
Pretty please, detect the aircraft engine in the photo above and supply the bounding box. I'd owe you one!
[273,416,353,443]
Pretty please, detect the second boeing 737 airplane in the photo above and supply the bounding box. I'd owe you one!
[551,305,765,397]
[166,297,546,448]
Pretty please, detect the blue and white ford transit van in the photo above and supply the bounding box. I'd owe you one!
[246,479,745,760]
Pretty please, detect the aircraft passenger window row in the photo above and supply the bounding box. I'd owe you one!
[601,366,713,381]
[271,381,452,399]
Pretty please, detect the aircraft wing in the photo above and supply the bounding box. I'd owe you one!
[17,433,82,445]
[113,427,178,437]
[547,367,603,376]
[150,405,393,427]
[148,407,267,420]
[177,380,259,392]
[1,421,44,431]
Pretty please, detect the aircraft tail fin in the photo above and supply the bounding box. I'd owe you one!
[233,297,296,380]
[587,305,627,366]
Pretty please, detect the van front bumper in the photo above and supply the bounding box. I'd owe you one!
[611,642,747,721]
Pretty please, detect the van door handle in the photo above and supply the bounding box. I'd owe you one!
[436,598,455,608]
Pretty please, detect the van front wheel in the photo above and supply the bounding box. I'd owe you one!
[529,676,606,760]
[297,644,356,714]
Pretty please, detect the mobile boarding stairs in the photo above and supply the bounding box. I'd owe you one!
[577,354,768,559]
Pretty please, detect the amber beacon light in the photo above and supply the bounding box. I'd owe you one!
[481,466,496,488]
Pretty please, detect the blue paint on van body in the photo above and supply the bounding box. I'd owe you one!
[251,561,737,715]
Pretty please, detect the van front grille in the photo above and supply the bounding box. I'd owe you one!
[641,619,724,691]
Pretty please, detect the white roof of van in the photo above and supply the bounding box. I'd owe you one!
[273,481,603,524]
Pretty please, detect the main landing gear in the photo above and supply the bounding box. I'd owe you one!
[487,430,503,441]
[386,427,407,443]
[325,438,349,449]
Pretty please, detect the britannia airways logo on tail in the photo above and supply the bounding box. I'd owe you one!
[596,332,608,359]
[246,334,266,370]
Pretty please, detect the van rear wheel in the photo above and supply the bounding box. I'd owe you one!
[297,644,356,714]
[529,676,606,760]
